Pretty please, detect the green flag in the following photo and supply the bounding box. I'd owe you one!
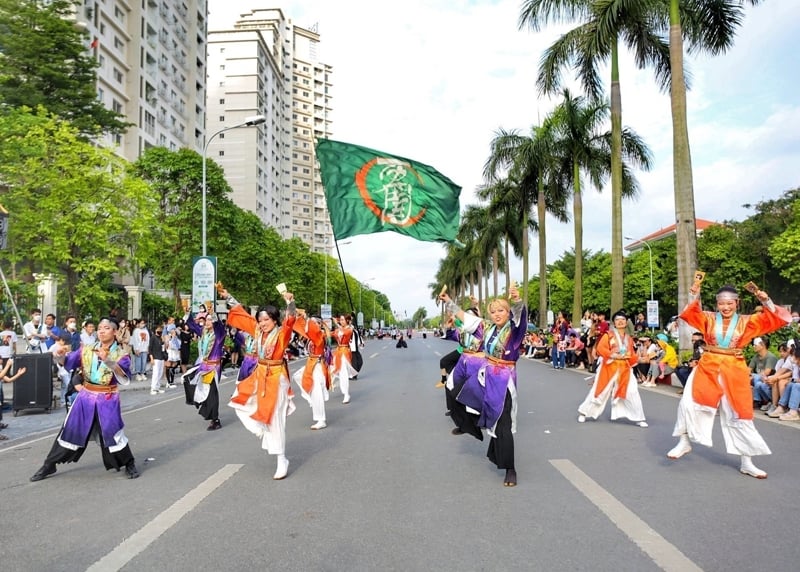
[315,138,461,242]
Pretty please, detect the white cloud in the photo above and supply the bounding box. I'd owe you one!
[234,0,800,318]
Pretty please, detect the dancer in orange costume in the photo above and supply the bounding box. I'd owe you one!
[219,286,297,480]
[330,313,358,404]
[667,283,790,479]
[290,308,332,430]
[577,310,648,428]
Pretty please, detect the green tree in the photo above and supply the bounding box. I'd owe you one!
[483,124,569,328]
[663,0,763,349]
[0,0,128,136]
[0,108,157,315]
[519,0,670,314]
[477,177,523,298]
[548,88,652,321]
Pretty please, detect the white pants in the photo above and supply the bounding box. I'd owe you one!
[673,369,770,456]
[292,363,328,422]
[150,359,164,391]
[230,375,295,455]
[578,365,646,423]
[330,358,357,398]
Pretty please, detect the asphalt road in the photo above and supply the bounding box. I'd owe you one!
[1,336,798,571]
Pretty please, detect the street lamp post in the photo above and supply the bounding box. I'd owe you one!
[625,236,654,301]
[202,115,266,256]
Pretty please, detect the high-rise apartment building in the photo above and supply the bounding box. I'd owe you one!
[207,5,334,253]
[71,0,207,161]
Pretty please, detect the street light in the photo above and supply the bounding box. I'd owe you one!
[625,236,654,301]
[202,115,266,256]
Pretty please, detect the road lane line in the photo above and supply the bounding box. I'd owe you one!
[550,459,702,572]
[86,463,243,572]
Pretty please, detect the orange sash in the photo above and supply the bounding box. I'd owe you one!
[333,345,351,372]
[593,332,636,399]
[230,359,290,425]
[301,355,331,394]
[691,351,753,420]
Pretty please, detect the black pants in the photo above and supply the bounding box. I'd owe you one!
[487,391,515,470]
[440,349,461,374]
[44,412,134,471]
[448,385,483,440]
[196,381,220,422]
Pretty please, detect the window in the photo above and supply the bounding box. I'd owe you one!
[219,150,224,156]
[112,99,123,114]
[219,98,225,104]
[219,116,224,121]
[114,36,124,50]
[113,68,123,83]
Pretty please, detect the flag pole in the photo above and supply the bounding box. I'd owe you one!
[333,240,357,318]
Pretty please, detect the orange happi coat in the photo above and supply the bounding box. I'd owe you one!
[680,298,790,420]
[292,314,331,394]
[594,330,638,400]
[332,323,353,372]
[226,304,296,425]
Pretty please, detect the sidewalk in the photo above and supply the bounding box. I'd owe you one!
[0,366,239,445]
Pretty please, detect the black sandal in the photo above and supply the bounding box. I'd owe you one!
[0,423,8,429]
[504,469,517,487]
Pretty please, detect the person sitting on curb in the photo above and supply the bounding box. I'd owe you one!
[0,359,27,440]
[767,344,800,421]
[643,333,677,387]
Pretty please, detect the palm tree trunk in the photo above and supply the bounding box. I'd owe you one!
[492,248,499,298]
[537,177,547,329]
[610,38,624,314]
[572,158,583,324]
[670,0,698,352]
[504,238,510,299]
[522,206,530,313]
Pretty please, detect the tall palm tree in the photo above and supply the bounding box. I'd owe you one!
[519,0,670,312]
[483,125,569,328]
[476,177,524,297]
[549,88,652,322]
[661,0,762,349]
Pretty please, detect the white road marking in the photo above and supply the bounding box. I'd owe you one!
[86,463,243,572]
[550,459,703,572]
[369,352,379,358]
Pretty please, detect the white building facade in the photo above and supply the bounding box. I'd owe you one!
[207,5,333,252]
[72,0,207,160]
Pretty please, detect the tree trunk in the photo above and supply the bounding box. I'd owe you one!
[492,247,499,298]
[521,202,530,313]
[537,177,548,329]
[504,238,510,299]
[670,1,698,352]
[572,158,583,324]
[610,39,624,314]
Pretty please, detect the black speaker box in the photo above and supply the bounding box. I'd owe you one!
[12,352,54,415]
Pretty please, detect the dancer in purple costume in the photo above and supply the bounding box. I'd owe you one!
[440,285,527,487]
[30,317,139,481]
[183,306,227,431]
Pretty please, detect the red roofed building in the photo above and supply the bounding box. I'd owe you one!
[625,219,719,252]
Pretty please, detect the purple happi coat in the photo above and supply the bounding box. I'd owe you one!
[457,302,527,432]
[60,342,131,450]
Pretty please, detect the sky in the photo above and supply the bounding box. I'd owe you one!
[221,0,800,322]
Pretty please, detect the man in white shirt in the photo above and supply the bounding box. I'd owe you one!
[23,309,48,353]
